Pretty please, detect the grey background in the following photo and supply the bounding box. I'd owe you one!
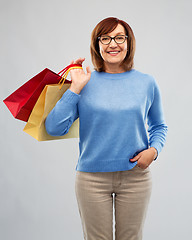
[0,0,191,239]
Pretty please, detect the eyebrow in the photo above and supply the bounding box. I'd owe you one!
[103,32,125,36]
[115,32,125,35]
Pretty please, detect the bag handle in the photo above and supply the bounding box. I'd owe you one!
[58,64,83,89]
[58,64,82,77]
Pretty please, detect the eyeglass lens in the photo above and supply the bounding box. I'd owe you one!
[100,35,126,44]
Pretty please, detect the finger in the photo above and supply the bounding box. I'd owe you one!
[70,60,74,64]
[86,66,91,76]
[137,160,150,169]
[77,58,85,65]
[74,57,85,65]
[130,154,141,162]
[137,161,143,168]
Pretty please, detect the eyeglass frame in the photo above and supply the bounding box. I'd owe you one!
[97,34,128,45]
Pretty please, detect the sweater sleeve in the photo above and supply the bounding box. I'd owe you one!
[147,78,168,160]
[45,89,80,136]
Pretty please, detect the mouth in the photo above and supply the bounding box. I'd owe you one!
[107,51,120,56]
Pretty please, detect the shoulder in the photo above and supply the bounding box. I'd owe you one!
[134,69,160,90]
[133,69,156,83]
[90,70,100,78]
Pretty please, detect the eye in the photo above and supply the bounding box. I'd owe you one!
[116,35,124,40]
[101,36,110,41]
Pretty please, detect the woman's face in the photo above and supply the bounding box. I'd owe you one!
[98,24,128,71]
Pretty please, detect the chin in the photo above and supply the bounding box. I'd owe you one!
[106,60,122,64]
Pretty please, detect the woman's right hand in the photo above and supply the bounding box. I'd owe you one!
[69,58,91,94]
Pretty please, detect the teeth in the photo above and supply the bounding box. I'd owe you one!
[108,51,119,53]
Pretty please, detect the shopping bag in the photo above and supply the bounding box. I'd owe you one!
[23,67,80,141]
[3,64,82,122]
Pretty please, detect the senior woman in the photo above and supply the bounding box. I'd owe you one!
[45,17,168,240]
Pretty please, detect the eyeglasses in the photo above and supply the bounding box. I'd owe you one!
[98,35,128,45]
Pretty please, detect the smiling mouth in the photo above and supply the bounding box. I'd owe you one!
[107,51,120,55]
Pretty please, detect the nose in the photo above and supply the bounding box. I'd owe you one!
[109,38,118,47]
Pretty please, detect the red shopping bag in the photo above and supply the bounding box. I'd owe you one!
[3,64,82,122]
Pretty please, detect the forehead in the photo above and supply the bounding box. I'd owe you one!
[107,24,126,36]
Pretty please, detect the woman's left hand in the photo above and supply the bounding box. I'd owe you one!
[129,148,157,169]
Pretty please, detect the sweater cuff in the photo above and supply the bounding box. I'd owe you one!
[60,88,81,105]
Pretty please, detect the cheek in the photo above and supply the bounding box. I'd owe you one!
[99,45,106,55]
[121,44,127,52]
[99,45,108,60]
[120,45,128,59]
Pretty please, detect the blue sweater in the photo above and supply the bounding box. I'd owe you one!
[45,69,168,172]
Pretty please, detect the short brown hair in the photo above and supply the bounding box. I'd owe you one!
[90,17,136,72]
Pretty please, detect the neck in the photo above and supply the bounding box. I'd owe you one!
[104,63,125,74]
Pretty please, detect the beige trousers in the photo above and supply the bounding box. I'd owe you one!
[75,165,152,240]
